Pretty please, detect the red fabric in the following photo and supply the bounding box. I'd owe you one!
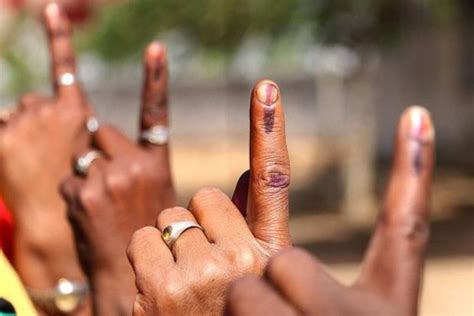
[65,0,92,23]
[0,198,14,261]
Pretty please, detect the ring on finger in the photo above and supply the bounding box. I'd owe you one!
[86,117,100,133]
[57,72,77,87]
[161,221,204,249]
[75,150,103,176]
[140,125,169,145]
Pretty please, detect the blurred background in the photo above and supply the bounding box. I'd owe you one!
[0,0,473,314]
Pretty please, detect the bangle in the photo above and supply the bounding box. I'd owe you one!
[26,278,89,314]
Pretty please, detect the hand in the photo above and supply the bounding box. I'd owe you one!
[226,107,435,316]
[0,3,92,314]
[126,80,291,315]
[0,2,90,284]
[60,42,176,315]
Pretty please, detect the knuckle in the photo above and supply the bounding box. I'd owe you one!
[401,215,430,246]
[228,246,259,273]
[128,160,146,179]
[190,187,225,207]
[127,226,159,260]
[380,210,430,247]
[78,188,99,211]
[161,276,185,303]
[105,173,130,193]
[200,254,228,280]
[255,163,290,192]
[157,206,190,226]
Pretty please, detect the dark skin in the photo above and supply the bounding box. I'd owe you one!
[0,3,92,315]
[126,80,292,315]
[226,107,435,316]
[60,42,176,316]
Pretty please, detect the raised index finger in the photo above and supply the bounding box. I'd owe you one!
[43,2,81,99]
[140,42,169,134]
[359,107,435,312]
[247,80,291,249]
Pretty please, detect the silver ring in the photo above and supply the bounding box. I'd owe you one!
[57,72,77,86]
[140,125,169,145]
[86,117,99,133]
[161,221,204,249]
[75,150,103,176]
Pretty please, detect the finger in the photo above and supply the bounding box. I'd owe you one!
[127,226,174,292]
[188,187,253,246]
[0,106,18,126]
[359,107,435,310]
[264,248,345,314]
[231,170,250,217]
[72,148,108,178]
[92,125,137,158]
[225,275,298,316]
[139,42,174,187]
[18,94,50,112]
[60,176,86,211]
[140,42,169,136]
[156,207,210,261]
[248,80,291,248]
[43,2,81,99]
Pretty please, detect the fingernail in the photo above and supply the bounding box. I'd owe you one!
[45,2,60,16]
[256,82,278,106]
[147,42,164,62]
[408,106,434,142]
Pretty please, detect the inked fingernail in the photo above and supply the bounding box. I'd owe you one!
[407,106,433,175]
[256,82,278,105]
[46,2,60,16]
[148,42,164,62]
[408,106,434,142]
[147,43,165,80]
[256,82,279,133]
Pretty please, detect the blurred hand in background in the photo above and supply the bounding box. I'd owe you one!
[226,107,435,316]
[0,3,93,315]
[60,41,176,316]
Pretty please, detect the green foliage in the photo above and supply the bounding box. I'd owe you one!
[82,0,462,62]
[3,51,34,94]
[0,0,464,94]
[83,0,300,61]
[302,0,404,48]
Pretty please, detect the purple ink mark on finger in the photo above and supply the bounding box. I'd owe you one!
[264,107,275,133]
[413,142,423,176]
[268,172,290,188]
